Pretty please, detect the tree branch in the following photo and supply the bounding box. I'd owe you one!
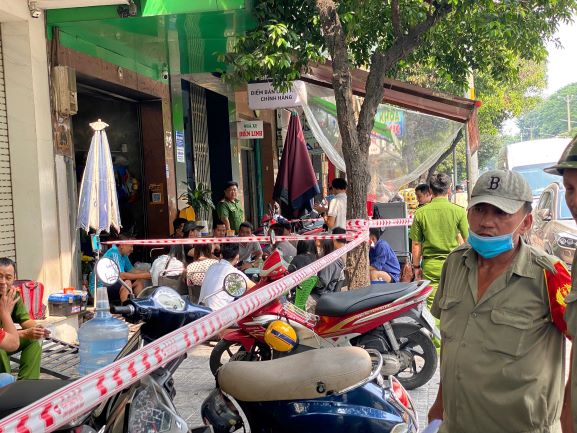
[427,128,464,180]
[391,0,401,38]
[357,1,453,151]
[315,0,358,151]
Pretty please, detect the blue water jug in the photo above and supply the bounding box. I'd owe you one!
[78,286,128,375]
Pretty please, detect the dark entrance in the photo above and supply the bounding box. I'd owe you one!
[72,84,169,246]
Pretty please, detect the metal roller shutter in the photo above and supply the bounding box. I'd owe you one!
[0,35,15,260]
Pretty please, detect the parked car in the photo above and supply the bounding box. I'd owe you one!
[529,182,576,269]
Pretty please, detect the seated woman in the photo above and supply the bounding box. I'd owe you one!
[288,240,318,273]
[186,244,219,303]
[368,228,401,283]
[314,238,345,297]
[180,221,204,264]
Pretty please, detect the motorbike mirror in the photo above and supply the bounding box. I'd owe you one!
[223,273,247,298]
[95,257,120,287]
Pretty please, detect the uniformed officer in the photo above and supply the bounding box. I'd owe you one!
[545,134,577,433]
[410,172,468,307]
[427,169,572,433]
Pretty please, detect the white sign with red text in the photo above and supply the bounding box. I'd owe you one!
[237,120,264,140]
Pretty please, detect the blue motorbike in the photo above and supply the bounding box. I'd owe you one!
[201,346,418,433]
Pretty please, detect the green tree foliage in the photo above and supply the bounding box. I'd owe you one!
[518,83,577,140]
[224,0,576,287]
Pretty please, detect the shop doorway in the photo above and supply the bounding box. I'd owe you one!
[72,84,169,260]
[73,86,145,238]
[240,139,263,227]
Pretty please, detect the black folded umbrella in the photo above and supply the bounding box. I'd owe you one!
[273,113,320,218]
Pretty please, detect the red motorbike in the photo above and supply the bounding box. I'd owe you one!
[209,258,439,390]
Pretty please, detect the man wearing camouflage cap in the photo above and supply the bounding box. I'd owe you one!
[545,134,577,433]
[427,169,572,433]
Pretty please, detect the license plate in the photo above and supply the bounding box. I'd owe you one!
[422,306,441,340]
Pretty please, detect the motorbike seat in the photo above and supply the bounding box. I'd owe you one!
[0,379,75,418]
[218,347,372,402]
[315,282,419,317]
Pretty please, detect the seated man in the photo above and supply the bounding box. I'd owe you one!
[369,228,401,283]
[270,222,297,260]
[211,220,227,259]
[170,217,188,239]
[237,222,263,270]
[0,257,50,380]
[199,243,255,311]
[91,235,150,303]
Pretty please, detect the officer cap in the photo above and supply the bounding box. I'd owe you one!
[544,134,577,175]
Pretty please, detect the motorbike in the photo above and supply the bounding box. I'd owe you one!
[293,210,325,235]
[0,257,213,433]
[209,256,439,390]
[201,346,418,433]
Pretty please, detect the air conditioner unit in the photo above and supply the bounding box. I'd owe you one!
[53,66,78,116]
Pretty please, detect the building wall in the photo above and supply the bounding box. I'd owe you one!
[0,3,63,291]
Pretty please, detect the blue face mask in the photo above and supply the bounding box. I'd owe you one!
[468,217,526,259]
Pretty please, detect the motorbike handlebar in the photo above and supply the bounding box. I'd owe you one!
[110,305,135,316]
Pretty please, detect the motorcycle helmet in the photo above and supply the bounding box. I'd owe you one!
[260,250,289,281]
[264,320,298,352]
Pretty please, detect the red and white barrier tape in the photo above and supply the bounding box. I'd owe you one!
[104,232,352,246]
[104,217,411,246]
[367,216,413,228]
[0,222,369,433]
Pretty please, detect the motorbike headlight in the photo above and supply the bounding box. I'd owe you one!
[557,233,577,248]
[128,377,187,433]
[153,287,186,311]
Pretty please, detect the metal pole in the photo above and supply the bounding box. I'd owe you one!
[465,125,471,201]
[452,145,457,202]
[567,95,572,133]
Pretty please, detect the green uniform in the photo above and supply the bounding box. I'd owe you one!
[432,242,568,433]
[409,197,468,305]
[565,254,577,433]
[0,297,41,380]
[216,199,244,233]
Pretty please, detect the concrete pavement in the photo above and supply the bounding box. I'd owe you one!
[173,343,440,431]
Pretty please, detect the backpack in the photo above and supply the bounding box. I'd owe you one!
[14,280,46,320]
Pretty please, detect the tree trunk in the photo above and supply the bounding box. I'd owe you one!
[342,143,371,289]
[314,0,453,289]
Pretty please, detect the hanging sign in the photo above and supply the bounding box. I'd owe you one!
[248,80,306,109]
[237,120,264,139]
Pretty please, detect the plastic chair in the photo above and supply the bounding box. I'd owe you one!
[294,276,319,311]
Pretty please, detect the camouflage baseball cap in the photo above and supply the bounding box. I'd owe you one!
[544,135,577,175]
[468,170,533,214]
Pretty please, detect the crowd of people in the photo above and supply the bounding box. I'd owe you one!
[9,135,577,433]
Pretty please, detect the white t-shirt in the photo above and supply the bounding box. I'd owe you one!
[328,192,347,230]
[198,260,251,311]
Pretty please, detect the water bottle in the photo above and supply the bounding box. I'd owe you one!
[78,286,128,375]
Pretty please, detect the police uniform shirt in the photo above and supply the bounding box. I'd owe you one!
[432,241,569,433]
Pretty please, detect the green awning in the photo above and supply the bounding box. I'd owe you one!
[140,0,245,16]
[47,1,254,80]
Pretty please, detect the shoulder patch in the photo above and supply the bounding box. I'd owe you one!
[531,247,560,273]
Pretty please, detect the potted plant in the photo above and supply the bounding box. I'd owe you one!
[182,181,215,235]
